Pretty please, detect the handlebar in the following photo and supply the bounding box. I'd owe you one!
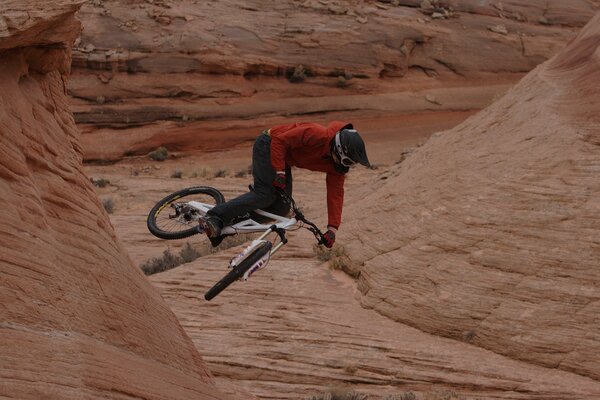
[276,189,327,246]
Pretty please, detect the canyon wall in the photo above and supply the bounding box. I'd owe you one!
[0,2,229,398]
[342,11,600,380]
[70,0,599,161]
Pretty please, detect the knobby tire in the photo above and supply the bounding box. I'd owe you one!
[147,186,225,240]
[204,241,273,301]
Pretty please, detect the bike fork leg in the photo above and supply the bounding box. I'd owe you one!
[269,240,286,257]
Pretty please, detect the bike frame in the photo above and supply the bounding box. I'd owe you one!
[186,200,301,257]
[186,200,297,233]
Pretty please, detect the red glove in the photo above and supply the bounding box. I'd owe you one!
[273,172,286,190]
[323,229,336,248]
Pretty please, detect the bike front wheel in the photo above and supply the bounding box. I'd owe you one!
[204,241,273,301]
[147,186,225,240]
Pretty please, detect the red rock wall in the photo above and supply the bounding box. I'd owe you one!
[343,12,600,380]
[69,0,599,161]
[0,2,228,398]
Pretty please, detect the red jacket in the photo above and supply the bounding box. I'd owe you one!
[269,121,351,229]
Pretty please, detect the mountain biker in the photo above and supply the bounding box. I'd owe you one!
[200,121,370,248]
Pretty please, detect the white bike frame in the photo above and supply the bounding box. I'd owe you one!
[186,200,298,256]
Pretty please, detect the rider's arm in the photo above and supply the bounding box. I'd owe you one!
[326,172,345,229]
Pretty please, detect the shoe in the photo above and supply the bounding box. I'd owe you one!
[201,215,223,238]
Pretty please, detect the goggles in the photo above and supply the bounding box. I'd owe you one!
[334,132,356,167]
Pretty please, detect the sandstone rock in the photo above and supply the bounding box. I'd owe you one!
[116,166,600,399]
[0,2,232,399]
[342,11,600,381]
[69,0,598,156]
[488,24,509,34]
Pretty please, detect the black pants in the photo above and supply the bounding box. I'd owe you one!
[207,133,292,226]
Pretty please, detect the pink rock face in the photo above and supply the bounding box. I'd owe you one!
[0,2,229,399]
[343,12,600,380]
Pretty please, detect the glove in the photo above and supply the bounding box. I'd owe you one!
[323,229,336,248]
[273,172,286,190]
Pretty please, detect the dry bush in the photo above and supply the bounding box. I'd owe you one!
[314,244,349,267]
[170,168,183,179]
[189,166,214,179]
[179,242,201,263]
[423,390,465,400]
[305,389,368,400]
[383,393,417,400]
[214,168,227,178]
[149,146,168,161]
[140,248,181,275]
[90,177,110,187]
[141,235,252,275]
[101,197,115,214]
[288,64,307,83]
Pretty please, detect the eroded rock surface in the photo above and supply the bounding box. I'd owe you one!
[96,166,600,399]
[342,11,600,381]
[70,0,599,161]
[0,2,230,399]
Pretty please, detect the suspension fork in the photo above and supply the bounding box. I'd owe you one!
[257,224,288,257]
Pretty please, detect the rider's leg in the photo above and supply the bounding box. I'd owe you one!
[206,133,278,231]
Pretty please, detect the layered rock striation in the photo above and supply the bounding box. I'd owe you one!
[69,0,599,161]
[0,2,229,398]
[342,11,600,380]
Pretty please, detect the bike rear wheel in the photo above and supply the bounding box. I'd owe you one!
[147,186,225,240]
[204,241,273,301]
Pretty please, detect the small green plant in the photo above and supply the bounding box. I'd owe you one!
[101,197,115,214]
[149,146,168,161]
[337,75,349,88]
[90,177,110,188]
[170,168,183,179]
[288,64,307,83]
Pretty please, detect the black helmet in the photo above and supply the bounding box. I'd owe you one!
[334,128,371,168]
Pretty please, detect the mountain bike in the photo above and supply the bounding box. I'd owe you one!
[147,186,327,300]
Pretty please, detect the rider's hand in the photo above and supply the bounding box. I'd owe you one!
[323,228,336,248]
[273,171,286,190]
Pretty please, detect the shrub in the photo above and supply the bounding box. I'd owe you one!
[140,248,182,275]
[101,197,115,214]
[337,75,348,88]
[305,390,368,400]
[288,64,307,83]
[383,393,417,400]
[423,390,465,400]
[149,146,168,161]
[234,169,247,178]
[90,177,110,188]
[179,242,201,263]
[170,168,183,179]
[214,169,227,178]
[141,235,252,275]
[190,166,214,179]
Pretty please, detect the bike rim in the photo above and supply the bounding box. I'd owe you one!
[153,192,216,235]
